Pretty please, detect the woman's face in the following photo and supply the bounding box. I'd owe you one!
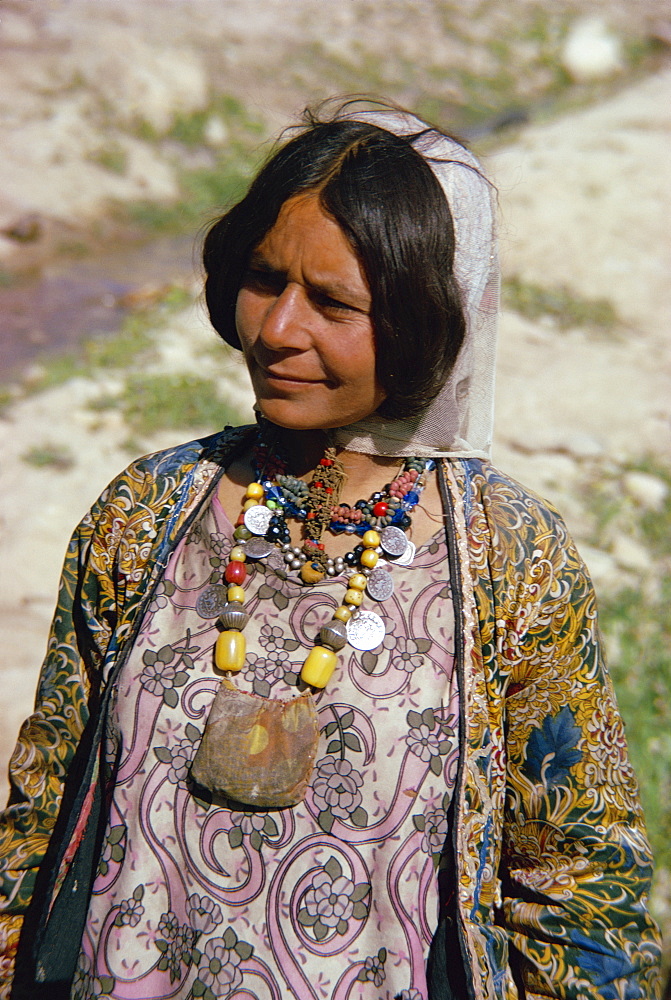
[235,193,386,431]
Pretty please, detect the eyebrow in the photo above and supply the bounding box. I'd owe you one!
[246,250,371,313]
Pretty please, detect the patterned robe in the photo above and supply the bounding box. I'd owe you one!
[0,427,662,999]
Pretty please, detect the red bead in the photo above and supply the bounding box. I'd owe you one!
[320,458,333,466]
[373,501,389,517]
[225,561,246,585]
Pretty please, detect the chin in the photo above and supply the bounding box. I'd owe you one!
[256,404,331,432]
[255,399,362,433]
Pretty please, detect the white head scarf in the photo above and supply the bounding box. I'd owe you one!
[330,109,499,459]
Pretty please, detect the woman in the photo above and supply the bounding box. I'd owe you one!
[0,101,662,1000]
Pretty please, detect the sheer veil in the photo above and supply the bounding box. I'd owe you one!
[331,108,500,460]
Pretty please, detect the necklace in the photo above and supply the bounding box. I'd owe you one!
[209,436,431,688]
[190,434,433,808]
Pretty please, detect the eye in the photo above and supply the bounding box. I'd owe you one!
[241,267,285,296]
[311,290,361,315]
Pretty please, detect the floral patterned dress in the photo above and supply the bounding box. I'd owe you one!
[72,491,459,1000]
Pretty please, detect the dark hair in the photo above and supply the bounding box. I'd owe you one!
[203,103,466,420]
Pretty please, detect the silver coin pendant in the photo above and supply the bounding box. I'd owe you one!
[346,609,386,651]
[366,566,394,602]
[243,504,273,536]
[394,540,416,567]
[244,536,275,559]
[380,525,408,558]
[195,584,229,618]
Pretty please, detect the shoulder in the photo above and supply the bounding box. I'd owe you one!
[119,424,252,485]
[90,424,253,513]
[459,458,576,553]
[454,458,592,605]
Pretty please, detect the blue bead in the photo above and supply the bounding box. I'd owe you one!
[391,509,404,524]
[405,491,420,505]
[345,524,356,534]
[425,459,436,471]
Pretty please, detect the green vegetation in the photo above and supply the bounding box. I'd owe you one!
[128,160,254,233]
[126,94,266,234]
[168,94,264,148]
[585,461,671,907]
[603,577,671,873]
[88,141,129,175]
[0,387,15,414]
[120,372,239,436]
[21,443,75,471]
[502,276,619,331]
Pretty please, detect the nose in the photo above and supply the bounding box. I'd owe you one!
[258,283,312,352]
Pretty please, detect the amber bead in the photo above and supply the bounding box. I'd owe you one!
[344,588,363,607]
[301,645,337,688]
[300,561,326,585]
[360,549,379,569]
[243,498,260,511]
[215,630,246,673]
[227,585,245,604]
[333,605,352,623]
[362,529,381,548]
[230,545,247,563]
[225,561,247,585]
[348,573,367,591]
[246,482,264,500]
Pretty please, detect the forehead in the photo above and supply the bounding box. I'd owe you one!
[255,193,370,295]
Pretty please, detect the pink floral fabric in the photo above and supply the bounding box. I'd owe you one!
[73,493,458,1000]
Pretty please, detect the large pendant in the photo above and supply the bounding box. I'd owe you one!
[346,609,386,651]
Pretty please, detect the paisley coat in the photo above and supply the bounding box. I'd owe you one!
[0,427,662,999]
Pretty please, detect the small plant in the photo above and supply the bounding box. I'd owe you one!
[0,387,15,414]
[88,142,128,175]
[503,276,618,331]
[21,443,75,471]
[126,157,255,234]
[120,373,241,436]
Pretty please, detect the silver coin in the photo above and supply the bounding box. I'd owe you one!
[366,566,394,602]
[380,525,408,558]
[346,610,386,651]
[394,539,416,567]
[244,536,274,559]
[243,504,273,536]
[195,584,229,618]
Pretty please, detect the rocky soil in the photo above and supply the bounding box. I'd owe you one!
[1,0,670,957]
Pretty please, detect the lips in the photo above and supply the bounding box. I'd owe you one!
[256,364,327,386]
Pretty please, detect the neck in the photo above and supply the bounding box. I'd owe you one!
[263,425,401,481]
